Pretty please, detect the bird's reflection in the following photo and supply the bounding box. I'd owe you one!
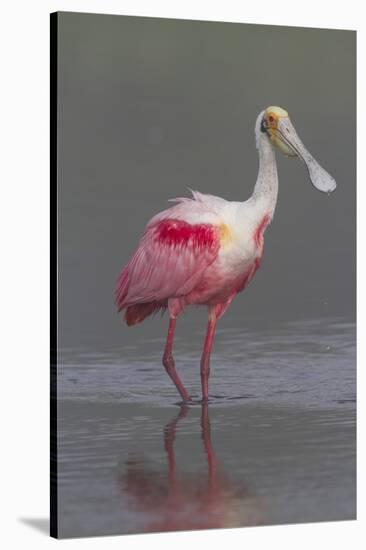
[120,403,265,533]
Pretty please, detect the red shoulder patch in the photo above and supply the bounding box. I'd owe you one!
[253,214,271,248]
[154,219,218,249]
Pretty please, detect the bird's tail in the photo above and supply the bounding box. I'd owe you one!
[116,265,167,325]
[124,302,167,326]
[115,267,129,312]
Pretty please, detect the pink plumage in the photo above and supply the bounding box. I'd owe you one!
[116,216,220,324]
[115,189,269,402]
[116,190,265,323]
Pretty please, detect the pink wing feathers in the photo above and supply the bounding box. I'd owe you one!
[116,218,221,325]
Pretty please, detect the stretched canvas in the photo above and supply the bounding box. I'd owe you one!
[50,11,356,539]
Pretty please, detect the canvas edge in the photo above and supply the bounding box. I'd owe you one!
[50,10,58,540]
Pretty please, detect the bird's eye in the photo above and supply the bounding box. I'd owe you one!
[269,115,274,123]
[260,117,267,133]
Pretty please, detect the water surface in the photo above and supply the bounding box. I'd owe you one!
[57,317,356,538]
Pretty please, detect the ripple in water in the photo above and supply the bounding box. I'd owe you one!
[58,317,356,410]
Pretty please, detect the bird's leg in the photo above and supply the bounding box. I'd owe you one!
[200,402,217,484]
[200,308,218,402]
[200,402,220,506]
[163,317,191,402]
[164,405,190,494]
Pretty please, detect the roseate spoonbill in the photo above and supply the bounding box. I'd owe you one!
[116,106,336,402]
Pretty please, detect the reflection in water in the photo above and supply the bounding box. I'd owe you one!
[120,404,265,532]
[57,319,355,537]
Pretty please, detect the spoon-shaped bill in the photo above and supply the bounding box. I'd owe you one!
[277,118,337,193]
[300,148,337,193]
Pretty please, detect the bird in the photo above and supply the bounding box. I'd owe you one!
[115,106,336,403]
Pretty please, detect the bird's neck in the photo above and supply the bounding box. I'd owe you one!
[251,131,278,219]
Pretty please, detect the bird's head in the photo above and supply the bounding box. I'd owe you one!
[258,105,337,193]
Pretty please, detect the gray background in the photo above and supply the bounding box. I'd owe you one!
[55,13,356,538]
[57,12,356,350]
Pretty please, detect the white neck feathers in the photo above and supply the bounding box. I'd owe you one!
[252,111,279,218]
